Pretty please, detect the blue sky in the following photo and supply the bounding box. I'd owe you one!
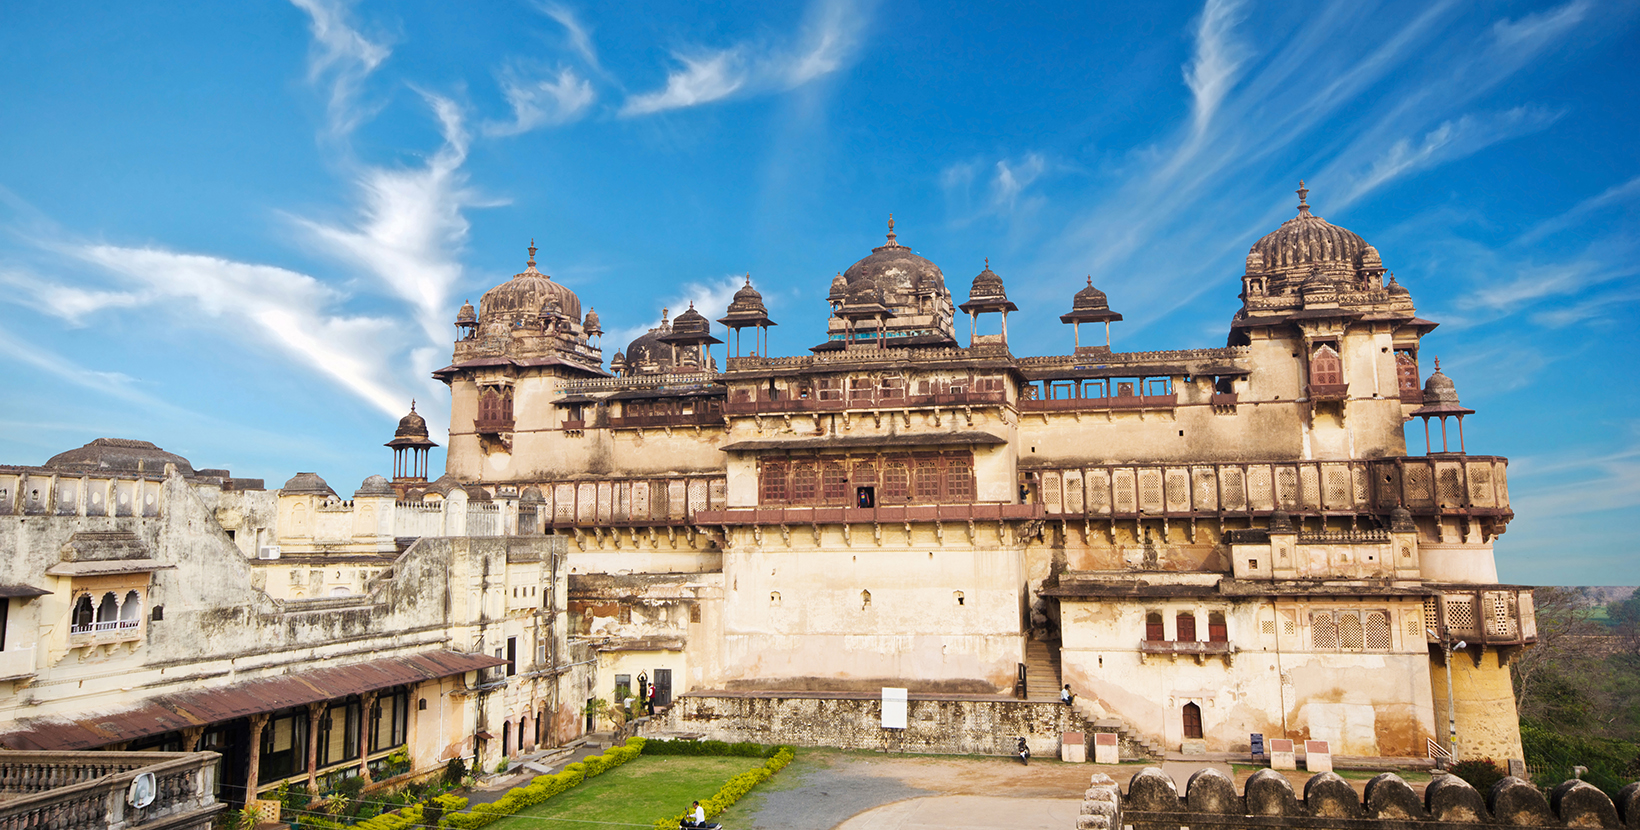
[1,1,1635,585]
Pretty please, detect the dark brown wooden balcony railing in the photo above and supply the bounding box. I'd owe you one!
[473,417,515,434]
[606,409,723,429]
[1306,383,1349,400]
[1019,393,1177,413]
[723,389,1006,415]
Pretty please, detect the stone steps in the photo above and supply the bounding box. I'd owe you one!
[1023,638,1061,700]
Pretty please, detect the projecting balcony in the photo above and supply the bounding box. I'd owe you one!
[1424,587,1536,648]
[1138,639,1233,664]
[1306,382,1349,401]
[68,620,141,648]
[473,417,515,434]
[606,410,723,429]
[694,501,1043,526]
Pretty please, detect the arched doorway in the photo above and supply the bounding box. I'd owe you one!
[1182,702,1203,740]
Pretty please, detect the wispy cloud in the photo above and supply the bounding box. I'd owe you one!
[288,0,391,137]
[1333,107,1562,207]
[602,275,745,355]
[620,0,870,116]
[1182,0,1248,135]
[621,52,746,116]
[1518,174,1640,245]
[296,91,483,349]
[485,65,596,136]
[1491,0,1589,51]
[538,3,604,75]
[992,154,1046,213]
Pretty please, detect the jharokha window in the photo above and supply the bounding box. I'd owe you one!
[1310,345,1343,387]
[477,386,514,424]
[758,452,977,506]
[1396,350,1421,400]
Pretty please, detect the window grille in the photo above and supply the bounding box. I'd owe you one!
[882,462,910,503]
[1366,611,1392,650]
[1311,345,1343,386]
[761,462,788,503]
[913,460,941,500]
[791,463,818,503]
[822,462,849,503]
[1339,613,1364,650]
[946,457,974,502]
[1310,612,1337,651]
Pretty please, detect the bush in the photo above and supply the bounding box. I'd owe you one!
[437,739,646,829]
[653,746,795,830]
[640,738,777,758]
[1449,758,1506,794]
[444,757,468,786]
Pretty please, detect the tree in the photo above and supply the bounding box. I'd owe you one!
[1513,587,1601,719]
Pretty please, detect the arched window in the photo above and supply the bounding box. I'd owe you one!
[1311,612,1338,650]
[1207,611,1227,642]
[1145,612,1164,642]
[1366,611,1392,650]
[1176,612,1197,642]
[519,717,529,750]
[72,595,95,631]
[1310,345,1343,387]
[119,591,142,628]
[1182,702,1203,739]
[502,721,511,757]
[1339,613,1364,651]
[96,592,120,624]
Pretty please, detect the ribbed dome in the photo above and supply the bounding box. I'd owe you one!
[1423,362,1462,406]
[1386,274,1410,296]
[827,273,848,302]
[583,307,602,335]
[841,217,947,304]
[395,402,429,439]
[728,276,767,314]
[478,242,582,326]
[671,304,710,336]
[1249,183,1369,270]
[1073,277,1110,311]
[969,259,1006,300]
[45,438,195,477]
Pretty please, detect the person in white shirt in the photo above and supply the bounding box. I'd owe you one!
[1060,684,1075,705]
[689,801,706,826]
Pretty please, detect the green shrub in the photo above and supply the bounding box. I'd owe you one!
[640,738,778,758]
[437,741,647,829]
[1449,758,1505,794]
[444,757,468,786]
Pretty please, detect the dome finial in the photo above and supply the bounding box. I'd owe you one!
[410,399,416,412]
[1296,181,1311,214]
[745,273,752,286]
[984,257,989,270]
[886,213,897,245]
[527,239,537,268]
[1433,356,1440,372]
[1087,275,1093,287]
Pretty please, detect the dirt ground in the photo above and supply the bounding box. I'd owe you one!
[721,749,1433,830]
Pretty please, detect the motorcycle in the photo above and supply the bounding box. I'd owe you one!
[680,822,723,830]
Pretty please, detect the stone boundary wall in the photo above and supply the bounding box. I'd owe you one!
[1076,767,1640,830]
[647,694,1151,759]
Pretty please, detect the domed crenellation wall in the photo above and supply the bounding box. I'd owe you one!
[1083,767,1638,830]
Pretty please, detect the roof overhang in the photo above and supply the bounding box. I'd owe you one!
[0,650,507,751]
[44,560,175,577]
[721,430,1007,453]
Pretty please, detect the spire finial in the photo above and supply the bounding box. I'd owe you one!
[745,273,752,286]
[410,399,417,412]
[1086,275,1093,287]
[886,213,897,245]
[984,257,990,270]
[1433,356,1441,372]
[527,239,537,268]
[1296,181,1311,214]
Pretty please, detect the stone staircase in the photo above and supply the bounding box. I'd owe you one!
[1023,638,1062,700]
[1089,715,1166,760]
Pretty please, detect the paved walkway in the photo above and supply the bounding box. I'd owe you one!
[835,795,1082,830]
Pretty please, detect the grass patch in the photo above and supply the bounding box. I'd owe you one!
[485,756,764,830]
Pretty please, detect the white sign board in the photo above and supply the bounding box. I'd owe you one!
[881,687,907,729]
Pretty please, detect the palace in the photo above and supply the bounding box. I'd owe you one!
[0,184,1534,807]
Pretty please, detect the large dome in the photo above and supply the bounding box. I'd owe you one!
[840,217,947,305]
[478,242,583,326]
[1248,183,1370,272]
[45,438,195,477]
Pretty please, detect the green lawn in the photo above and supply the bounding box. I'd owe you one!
[485,755,767,830]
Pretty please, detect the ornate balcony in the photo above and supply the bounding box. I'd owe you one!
[0,751,224,830]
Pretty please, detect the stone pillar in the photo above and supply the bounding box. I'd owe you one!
[181,726,205,753]
[245,713,270,804]
[358,691,379,782]
[306,702,325,791]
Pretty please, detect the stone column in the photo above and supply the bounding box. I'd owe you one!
[306,702,324,791]
[180,726,205,752]
[245,713,270,805]
[358,692,378,782]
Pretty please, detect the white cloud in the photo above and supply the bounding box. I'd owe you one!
[619,0,869,116]
[539,3,604,74]
[1336,107,1561,206]
[288,0,390,137]
[602,275,745,356]
[621,52,746,116]
[0,269,147,325]
[1491,0,1589,51]
[1518,174,1640,245]
[485,66,596,136]
[1182,0,1248,135]
[992,154,1046,213]
[64,244,408,417]
[296,91,482,348]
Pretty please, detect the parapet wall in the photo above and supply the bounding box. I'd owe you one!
[1075,767,1640,830]
[647,694,1153,760]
